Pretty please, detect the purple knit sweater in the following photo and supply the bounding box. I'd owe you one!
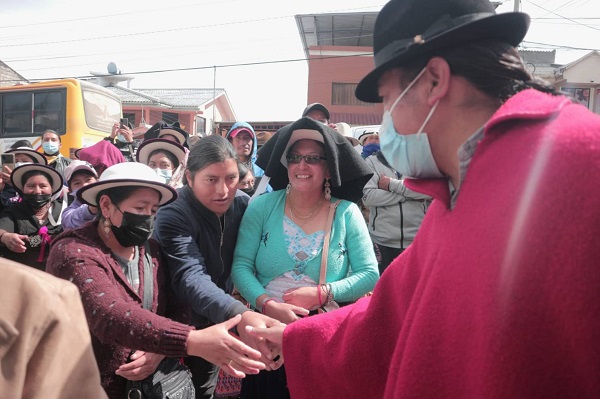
[46,220,194,398]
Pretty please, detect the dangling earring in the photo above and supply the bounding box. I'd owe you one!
[324,179,331,200]
[103,218,112,238]
[286,182,291,194]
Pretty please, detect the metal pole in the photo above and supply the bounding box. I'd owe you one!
[212,66,217,135]
[514,0,519,12]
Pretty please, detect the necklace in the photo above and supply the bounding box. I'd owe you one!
[287,195,323,226]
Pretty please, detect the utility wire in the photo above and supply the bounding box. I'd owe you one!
[0,4,383,48]
[524,0,600,32]
[0,52,374,84]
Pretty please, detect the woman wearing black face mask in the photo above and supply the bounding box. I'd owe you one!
[0,164,65,270]
[46,162,265,399]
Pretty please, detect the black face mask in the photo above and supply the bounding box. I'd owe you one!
[111,208,154,247]
[23,193,51,209]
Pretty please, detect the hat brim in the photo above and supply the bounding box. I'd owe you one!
[345,137,360,146]
[158,129,188,146]
[356,12,530,103]
[136,139,186,165]
[229,128,255,139]
[65,165,97,183]
[280,129,325,167]
[77,179,177,207]
[6,148,48,165]
[302,104,331,120]
[11,164,64,194]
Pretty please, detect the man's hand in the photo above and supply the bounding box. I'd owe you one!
[378,174,391,191]
[237,311,286,370]
[186,314,265,378]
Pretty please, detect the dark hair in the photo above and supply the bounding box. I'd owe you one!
[10,140,33,149]
[402,39,560,104]
[96,186,150,209]
[68,170,96,187]
[148,149,179,170]
[21,170,53,189]
[42,129,61,143]
[186,135,238,181]
[238,162,252,180]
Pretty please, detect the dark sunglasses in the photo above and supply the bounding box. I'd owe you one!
[286,154,327,165]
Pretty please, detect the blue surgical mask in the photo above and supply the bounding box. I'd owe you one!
[154,168,172,183]
[117,134,129,143]
[361,143,381,159]
[42,141,60,154]
[379,67,444,179]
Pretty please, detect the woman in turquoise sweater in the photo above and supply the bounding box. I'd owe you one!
[231,118,379,399]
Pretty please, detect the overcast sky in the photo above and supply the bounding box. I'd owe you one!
[0,0,598,121]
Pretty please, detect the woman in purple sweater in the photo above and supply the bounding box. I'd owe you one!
[47,162,264,398]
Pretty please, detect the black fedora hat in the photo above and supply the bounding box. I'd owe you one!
[356,0,530,103]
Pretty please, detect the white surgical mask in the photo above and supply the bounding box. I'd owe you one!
[117,134,129,143]
[15,161,32,168]
[154,168,172,183]
[42,141,60,154]
[379,67,444,179]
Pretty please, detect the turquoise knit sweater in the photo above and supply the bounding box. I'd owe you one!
[231,189,379,308]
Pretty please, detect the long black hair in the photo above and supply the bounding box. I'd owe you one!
[402,39,560,104]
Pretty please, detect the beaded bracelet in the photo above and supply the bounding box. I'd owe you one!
[325,283,334,305]
[261,298,275,314]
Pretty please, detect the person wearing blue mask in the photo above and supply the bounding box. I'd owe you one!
[136,138,187,189]
[358,129,380,159]
[41,130,72,181]
[245,0,600,398]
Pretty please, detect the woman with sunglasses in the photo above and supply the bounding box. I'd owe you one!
[231,117,379,399]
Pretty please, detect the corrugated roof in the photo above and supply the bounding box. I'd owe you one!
[330,112,382,126]
[107,86,226,109]
[295,12,378,58]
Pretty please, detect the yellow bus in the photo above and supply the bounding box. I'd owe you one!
[0,78,122,157]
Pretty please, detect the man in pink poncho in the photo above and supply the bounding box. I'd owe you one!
[246,0,600,397]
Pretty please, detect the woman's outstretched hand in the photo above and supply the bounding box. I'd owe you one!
[187,314,266,378]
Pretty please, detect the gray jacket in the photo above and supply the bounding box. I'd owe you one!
[362,152,431,249]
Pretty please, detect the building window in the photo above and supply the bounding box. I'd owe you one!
[161,112,179,125]
[196,116,206,136]
[332,83,374,106]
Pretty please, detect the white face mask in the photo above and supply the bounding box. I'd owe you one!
[154,168,172,183]
[117,134,129,143]
[15,161,32,168]
[379,67,444,179]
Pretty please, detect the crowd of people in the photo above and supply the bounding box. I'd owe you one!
[2,0,600,398]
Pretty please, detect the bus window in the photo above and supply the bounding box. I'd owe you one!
[3,92,32,135]
[33,91,65,133]
[83,89,121,133]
